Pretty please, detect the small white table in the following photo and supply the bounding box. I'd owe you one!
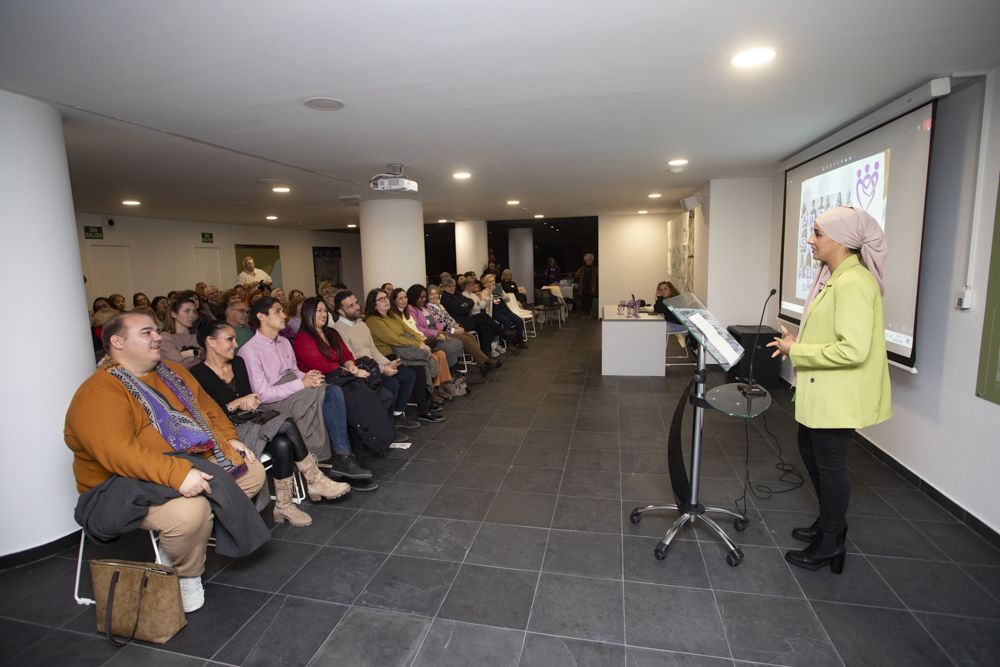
[601,305,666,376]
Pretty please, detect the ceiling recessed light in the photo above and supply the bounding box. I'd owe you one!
[272,186,291,193]
[534,214,544,219]
[452,172,471,180]
[347,223,357,228]
[122,200,141,206]
[667,159,689,167]
[731,47,776,68]
[266,215,278,221]
[506,200,520,205]
[437,218,448,223]
[304,97,345,111]
[638,210,648,214]
[648,193,662,199]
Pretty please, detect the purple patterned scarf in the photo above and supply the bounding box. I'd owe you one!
[103,360,245,478]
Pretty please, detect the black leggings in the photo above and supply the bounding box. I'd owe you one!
[264,418,309,478]
[797,425,852,532]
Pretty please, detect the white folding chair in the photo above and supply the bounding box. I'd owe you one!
[665,322,695,366]
[74,529,162,606]
[504,292,537,339]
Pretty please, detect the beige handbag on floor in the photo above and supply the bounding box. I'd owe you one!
[89,559,187,645]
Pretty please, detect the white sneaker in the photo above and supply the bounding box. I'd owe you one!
[389,442,411,449]
[179,576,205,613]
[490,350,500,358]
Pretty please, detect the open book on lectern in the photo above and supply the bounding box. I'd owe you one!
[661,293,745,372]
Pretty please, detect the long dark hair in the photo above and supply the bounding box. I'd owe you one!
[364,289,386,319]
[299,296,346,361]
[388,287,408,320]
[406,284,427,312]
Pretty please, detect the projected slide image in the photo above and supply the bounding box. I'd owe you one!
[795,151,889,298]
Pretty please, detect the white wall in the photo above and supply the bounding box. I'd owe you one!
[597,213,672,305]
[863,76,1000,532]
[704,177,775,326]
[77,213,363,301]
[1,91,90,556]
[771,74,1000,533]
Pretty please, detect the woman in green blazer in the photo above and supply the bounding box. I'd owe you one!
[769,206,890,574]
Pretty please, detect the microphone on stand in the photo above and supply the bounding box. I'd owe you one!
[737,288,777,397]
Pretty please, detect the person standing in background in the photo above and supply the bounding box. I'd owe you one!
[574,253,598,318]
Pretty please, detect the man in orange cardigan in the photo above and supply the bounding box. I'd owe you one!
[65,312,266,612]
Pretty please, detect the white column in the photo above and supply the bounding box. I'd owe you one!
[454,219,488,275]
[0,90,91,557]
[508,228,535,303]
[359,199,426,295]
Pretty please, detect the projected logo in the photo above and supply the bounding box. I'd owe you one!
[795,151,888,298]
[856,160,880,211]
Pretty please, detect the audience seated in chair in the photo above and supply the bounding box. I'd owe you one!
[238,297,374,485]
[426,284,496,376]
[483,273,528,349]
[191,320,350,528]
[293,296,408,456]
[387,287,457,402]
[333,290,440,424]
[406,284,466,372]
[500,269,528,307]
[65,312,268,613]
[440,276,503,359]
[160,297,204,368]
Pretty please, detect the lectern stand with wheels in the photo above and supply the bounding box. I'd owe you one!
[629,293,771,567]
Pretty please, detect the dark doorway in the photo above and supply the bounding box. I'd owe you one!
[487,216,597,294]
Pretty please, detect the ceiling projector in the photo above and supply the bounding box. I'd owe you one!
[370,176,418,192]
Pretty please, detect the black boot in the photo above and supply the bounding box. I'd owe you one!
[330,453,373,480]
[791,517,820,543]
[785,528,847,574]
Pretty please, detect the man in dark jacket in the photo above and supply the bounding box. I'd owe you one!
[440,277,501,356]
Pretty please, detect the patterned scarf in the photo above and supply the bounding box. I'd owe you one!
[103,359,244,478]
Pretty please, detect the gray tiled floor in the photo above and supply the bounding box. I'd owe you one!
[3,319,999,666]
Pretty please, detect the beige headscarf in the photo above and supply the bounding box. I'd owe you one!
[804,206,887,315]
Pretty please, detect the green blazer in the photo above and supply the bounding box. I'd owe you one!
[790,254,891,429]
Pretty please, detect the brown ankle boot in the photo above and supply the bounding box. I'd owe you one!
[273,477,312,527]
[296,453,351,501]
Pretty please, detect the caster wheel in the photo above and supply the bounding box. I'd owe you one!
[629,511,641,525]
[654,542,668,560]
[726,548,744,567]
[734,517,749,532]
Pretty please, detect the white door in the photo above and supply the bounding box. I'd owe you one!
[193,246,222,288]
[87,245,134,303]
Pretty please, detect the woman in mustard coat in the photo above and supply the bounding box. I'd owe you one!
[769,206,891,574]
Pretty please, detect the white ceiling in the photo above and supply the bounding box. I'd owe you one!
[1,0,998,229]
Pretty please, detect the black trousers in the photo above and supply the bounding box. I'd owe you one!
[264,418,309,478]
[797,424,852,532]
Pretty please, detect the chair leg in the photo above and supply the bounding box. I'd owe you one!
[74,531,95,606]
[292,469,307,504]
[149,530,163,563]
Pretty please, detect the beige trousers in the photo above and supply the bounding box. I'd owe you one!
[139,459,265,577]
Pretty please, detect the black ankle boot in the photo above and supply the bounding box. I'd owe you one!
[791,518,820,543]
[785,528,847,574]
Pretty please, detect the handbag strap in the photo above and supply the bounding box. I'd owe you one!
[104,570,149,647]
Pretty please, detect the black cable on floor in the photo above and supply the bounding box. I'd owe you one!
[735,412,804,516]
